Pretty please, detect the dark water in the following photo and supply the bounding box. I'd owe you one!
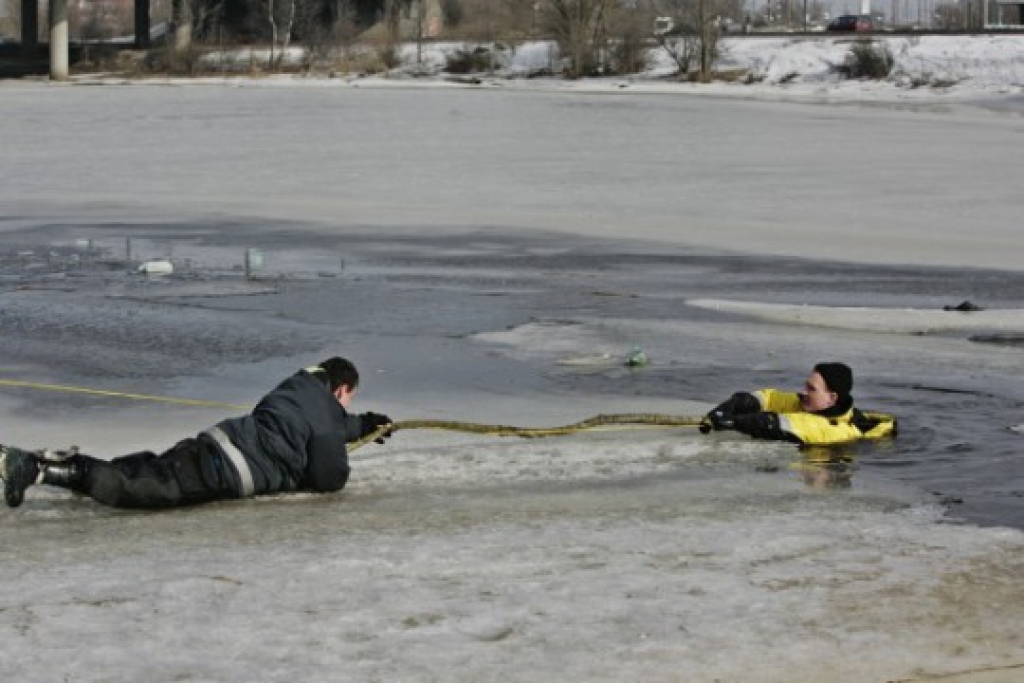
[1,221,1022,529]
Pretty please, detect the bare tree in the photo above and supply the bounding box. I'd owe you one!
[335,0,360,41]
[410,0,446,63]
[148,0,224,74]
[267,0,299,68]
[933,2,968,29]
[296,0,357,70]
[378,0,402,68]
[265,0,338,70]
[654,25,699,76]
[541,0,615,78]
[189,0,227,42]
[0,2,22,39]
[652,0,732,80]
[605,3,652,75]
[444,0,535,47]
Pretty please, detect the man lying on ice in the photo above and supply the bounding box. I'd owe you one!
[1,357,392,509]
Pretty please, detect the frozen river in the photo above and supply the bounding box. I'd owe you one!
[1,82,1023,682]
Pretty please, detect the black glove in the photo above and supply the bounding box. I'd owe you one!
[359,412,394,444]
[700,392,760,434]
[699,410,735,434]
[733,412,786,441]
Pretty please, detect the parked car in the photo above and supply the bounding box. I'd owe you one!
[827,15,875,32]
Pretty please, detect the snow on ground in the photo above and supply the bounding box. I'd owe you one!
[390,33,1024,113]
[57,34,1024,106]
[396,34,1024,98]
[710,34,1024,96]
[4,424,1024,683]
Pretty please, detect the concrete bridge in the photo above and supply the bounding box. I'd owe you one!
[16,0,191,80]
[13,0,445,81]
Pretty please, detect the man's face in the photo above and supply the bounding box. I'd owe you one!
[334,384,356,409]
[800,371,838,413]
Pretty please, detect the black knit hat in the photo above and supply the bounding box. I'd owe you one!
[814,362,853,398]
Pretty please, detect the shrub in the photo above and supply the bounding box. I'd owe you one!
[837,40,894,80]
[142,45,213,76]
[444,46,493,74]
[607,25,650,76]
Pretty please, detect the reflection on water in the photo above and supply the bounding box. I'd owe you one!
[794,446,856,490]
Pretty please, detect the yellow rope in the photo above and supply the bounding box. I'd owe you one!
[0,378,249,410]
[0,377,701,452]
[0,376,898,453]
[349,414,704,452]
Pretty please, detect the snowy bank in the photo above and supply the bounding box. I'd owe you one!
[53,34,1024,107]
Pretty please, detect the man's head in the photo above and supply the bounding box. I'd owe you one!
[319,357,359,408]
[801,362,853,412]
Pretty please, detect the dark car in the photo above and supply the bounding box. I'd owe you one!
[827,15,874,32]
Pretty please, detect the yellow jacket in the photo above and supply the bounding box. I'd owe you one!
[753,389,896,446]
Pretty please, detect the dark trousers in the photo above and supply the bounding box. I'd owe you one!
[69,437,234,509]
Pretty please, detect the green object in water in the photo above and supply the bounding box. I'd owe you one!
[626,347,648,367]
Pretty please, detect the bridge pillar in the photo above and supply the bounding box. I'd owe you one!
[135,0,151,48]
[49,0,68,80]
[21,0,38,50]
[172,0,192,51]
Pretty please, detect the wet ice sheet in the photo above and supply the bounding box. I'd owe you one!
[689,298,1024,335]
[3,433,1023,683]
[1,84,1023,271]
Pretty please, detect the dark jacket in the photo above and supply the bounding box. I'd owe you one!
[204,369,362,496]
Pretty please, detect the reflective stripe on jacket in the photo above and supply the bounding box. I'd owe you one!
[208,370,362,496]
[753,389,869,446]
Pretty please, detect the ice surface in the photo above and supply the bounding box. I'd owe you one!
[2,436,1024,679]
[2,58,1024,681]
[4,431,1024,683]
[689,298,1024,334]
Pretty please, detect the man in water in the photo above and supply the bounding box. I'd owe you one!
[2,357,392,509]
[700,362,893,446]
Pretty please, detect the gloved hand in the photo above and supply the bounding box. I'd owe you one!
[699,410,735,434]
[699,393,760,434]
[733,412,783,440]
[359,412,394,444]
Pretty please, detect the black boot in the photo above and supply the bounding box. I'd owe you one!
[1,445,41,508]
[40,458,86,490]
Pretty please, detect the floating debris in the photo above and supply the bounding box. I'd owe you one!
[625,347,648,367]
[943,300,984,312]
[137,259,174,275]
